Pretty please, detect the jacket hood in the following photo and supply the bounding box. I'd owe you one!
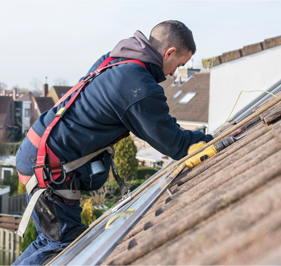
[110,30,163,69]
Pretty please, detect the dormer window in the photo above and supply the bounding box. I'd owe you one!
[172,90,183,99]
[178,92,196,105]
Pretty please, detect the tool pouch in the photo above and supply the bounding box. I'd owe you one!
[34,188,62,240]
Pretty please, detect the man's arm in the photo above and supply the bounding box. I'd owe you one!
[121,92,213,160]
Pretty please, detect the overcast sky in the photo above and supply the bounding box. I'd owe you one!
[0,0,280,91]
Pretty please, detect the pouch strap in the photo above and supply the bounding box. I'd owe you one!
[63,147,113,173]
[110,157,129,196]
[16,188,47,237]
[25,174,39,196]
[53,190,81,200]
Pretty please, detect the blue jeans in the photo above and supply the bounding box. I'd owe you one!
[13,137,87,265]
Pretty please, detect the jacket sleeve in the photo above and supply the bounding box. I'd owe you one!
[121,92,213,160]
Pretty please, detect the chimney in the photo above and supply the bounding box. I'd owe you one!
[42,84,48,97]
[13,88,17,100]
[42,76,49,97]
[2,89,6,96]
[178,68,188,80]
[172,76,176,86]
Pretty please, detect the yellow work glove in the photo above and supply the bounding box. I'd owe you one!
[188,141,206,155]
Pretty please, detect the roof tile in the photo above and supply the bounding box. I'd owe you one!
[241,42,263,56]
[101,102,281,265]
[203,35,281,68]
[220,49,242,63]
[262,35,281,49]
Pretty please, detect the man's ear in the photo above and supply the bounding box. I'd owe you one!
[164,47,177,60]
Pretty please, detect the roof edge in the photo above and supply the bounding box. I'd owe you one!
[202,35,281,68]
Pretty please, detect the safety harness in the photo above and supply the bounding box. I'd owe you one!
[16,57,146,237]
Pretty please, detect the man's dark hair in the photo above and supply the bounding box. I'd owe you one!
[149,20,196,56]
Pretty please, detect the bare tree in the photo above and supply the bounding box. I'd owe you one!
[88,176,137,205]
[0,82,7,91]
[53,77,69,86]
[30,78,42,91]
[89,183,119,205]
[29,78,42,96]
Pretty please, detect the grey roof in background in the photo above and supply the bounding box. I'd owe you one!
[161,73,210,123]
[52,86,72,99]
[34,97,55,113]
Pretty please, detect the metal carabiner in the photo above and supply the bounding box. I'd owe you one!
[50,168,67,185]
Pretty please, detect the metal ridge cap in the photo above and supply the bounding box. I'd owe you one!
[229,79,281,121]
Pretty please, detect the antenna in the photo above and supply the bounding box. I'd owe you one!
[189,58,193,69]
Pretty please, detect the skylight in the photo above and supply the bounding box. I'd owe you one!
[172,90,183,99]
[178,92,196,105]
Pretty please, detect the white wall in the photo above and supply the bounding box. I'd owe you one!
[209,45,281,133]
[22,101,31,133]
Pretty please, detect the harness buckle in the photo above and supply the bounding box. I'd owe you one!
[44,185,54,198]
[32,164,49,181]
[82,71,100,83]
[50,167,67,185]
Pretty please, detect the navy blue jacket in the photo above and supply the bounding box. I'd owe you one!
[31,53,213,190]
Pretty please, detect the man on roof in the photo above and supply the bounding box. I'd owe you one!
[13,20,214,265]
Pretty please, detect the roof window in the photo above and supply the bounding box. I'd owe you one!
[178,92,196,105]
[172,90,183,99]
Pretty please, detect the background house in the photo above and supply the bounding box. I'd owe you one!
[161,71,209,132]
[0,88,33,138]
[47,85,72,103]
[203,35,281,133]
[136,147,169,168]
[30,96,55,126]
[0,97,14,141]
[0,82,68,142]
[0,155,15,181]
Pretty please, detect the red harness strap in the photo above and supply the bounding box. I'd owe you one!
[54,57,146,108]
[29,57,146,188]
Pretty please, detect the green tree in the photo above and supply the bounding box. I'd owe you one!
[0,140,6,155]
[3,173,19,196]
[20,218,38,252]
[114,136,138,181]
[18,181,26,194]
[81,199,96,226]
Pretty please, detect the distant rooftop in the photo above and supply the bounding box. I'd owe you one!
[161,73,210,123]
[136,147,166,162]
[0,155,16,166]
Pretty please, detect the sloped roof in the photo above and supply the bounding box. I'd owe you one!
[101,94,281,265]
[161,73,209,122]
[34,97,54,113]
[0,96,13,127]
[15,90,32,101]
[52,86,72,99]
[1,90,32,101]
[203,35,281,68]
